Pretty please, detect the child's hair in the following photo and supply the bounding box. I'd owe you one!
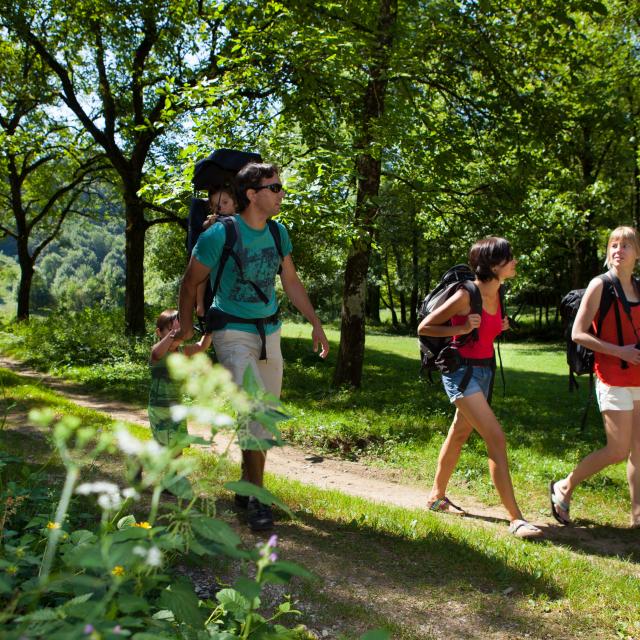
[469,236,513,282]
[207,186,236,211]
[156,309,178,332]
[605,226,640,268]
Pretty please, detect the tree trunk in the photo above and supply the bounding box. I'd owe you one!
[383,251,399,328]
[409,212,419,330]
[333,242,371,387]
[15,240,34,322]
[332,0,397,387]
[123,190,148,335]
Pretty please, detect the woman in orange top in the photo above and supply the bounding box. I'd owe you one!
[551,226,640,527]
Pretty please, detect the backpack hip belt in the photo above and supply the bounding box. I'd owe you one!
[206,307,280,360]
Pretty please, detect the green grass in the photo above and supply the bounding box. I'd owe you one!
[1,366,639,639]
[0,319,635,527]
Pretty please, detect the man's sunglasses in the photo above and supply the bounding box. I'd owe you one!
[252,183,285,194]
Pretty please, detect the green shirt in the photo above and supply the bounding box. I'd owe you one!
[193,216,292,335]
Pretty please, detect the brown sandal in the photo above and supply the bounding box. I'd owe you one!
[427,496,466,516]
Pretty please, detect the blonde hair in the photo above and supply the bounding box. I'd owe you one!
[605,226,640,268]
[156,309,178,332]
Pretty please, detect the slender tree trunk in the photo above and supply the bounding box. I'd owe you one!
[16,240,34,322]
[366,252,381,324]
[383,252,399,328]
[123,189,148,335]
[333,0,397,387]
[409,211,419,330]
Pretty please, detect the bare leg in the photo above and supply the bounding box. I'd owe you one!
[454,392,523,522]
[429,408,474,501]
[627,403,640,525]
[242,450,267,487]
[553,409,633,519]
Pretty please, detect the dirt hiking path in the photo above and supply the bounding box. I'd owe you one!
[4,356,639,556]
[0,357,506,516]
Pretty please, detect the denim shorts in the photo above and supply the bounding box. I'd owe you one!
[441,365,493,403]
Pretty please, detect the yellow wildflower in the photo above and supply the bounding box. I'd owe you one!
[134,521,152,529]
[6,565,17,575]
[47,521,61,530]
[111,565,125,577]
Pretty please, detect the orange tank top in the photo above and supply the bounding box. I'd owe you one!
[594,299,640,386]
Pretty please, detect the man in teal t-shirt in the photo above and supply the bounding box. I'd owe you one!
[177,162,329,532]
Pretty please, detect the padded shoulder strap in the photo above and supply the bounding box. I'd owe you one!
[267,218,284,275]
[211,217,238,299]
[498,284,506,318]
[459,281,481,343]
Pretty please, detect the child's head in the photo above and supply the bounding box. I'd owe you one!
[469,236,513,282]
[156,309,178,337]
[605,226,640,268]
[208,187,237,216]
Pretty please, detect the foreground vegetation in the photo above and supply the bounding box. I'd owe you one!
[0,362,639,639]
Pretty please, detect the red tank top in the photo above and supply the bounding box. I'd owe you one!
[451,307,502,359]
[594,299,640,386]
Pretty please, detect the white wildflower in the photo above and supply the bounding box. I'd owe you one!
[115,428,144,455]
[143,440,163,456]
[146,546,162,567]
[170,405,188,421]
[122,488,140,500]
[97,493,122,511]
[132,545,147,557]
[76,481,120,496]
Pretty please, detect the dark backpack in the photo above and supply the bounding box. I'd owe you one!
[560,272,639,429]
[417,265,481,378]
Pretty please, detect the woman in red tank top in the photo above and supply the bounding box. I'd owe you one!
[418,237,543,538]
[550,226,640,528]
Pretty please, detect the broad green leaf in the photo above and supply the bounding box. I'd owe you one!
[191,516,241,548]
[158,577,206,628]
[118,594,150,614]
[117,515,137,529]
[224,481,292,517]
[262,560,314,585]
[233,576,261,601]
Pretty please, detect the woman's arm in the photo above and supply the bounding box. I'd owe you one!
[572,277,640,364]
[417,288,479,337]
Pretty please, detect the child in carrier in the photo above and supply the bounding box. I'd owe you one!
[195,187,238,320]
[418,236,543,538]
[550,226,640,528]
[148,309,212,447]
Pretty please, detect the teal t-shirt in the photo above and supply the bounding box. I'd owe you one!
[193,216,292,335]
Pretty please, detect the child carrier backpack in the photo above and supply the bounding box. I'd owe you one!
[560,272,640,429]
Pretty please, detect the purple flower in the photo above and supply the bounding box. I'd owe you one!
[84,625,94,634]
[267,534,278,548]
[113,626,122,634]
[269,553,278,562]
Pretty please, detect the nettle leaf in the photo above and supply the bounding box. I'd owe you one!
[191,516,241,548]
[117,515,137,529]
[224,481,292,517]
[70,529,96,545]
[262,560,314,585]
[65,544,104,569]
[162,475,193,499]
[215,588,250,616]
[118,593,150,613]
[0,575,12,593]
[233,577,261,601]
[158,577,206,628]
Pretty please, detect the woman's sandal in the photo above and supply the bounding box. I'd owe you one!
[549,480,571,526]
[509,519,544,539]
[427,496,466,516]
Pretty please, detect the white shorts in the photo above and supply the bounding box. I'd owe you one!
[211,328,283,446]
[595,378,640,412]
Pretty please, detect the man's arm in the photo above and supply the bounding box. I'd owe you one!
[279,255,329,358]
[176,256,211,341]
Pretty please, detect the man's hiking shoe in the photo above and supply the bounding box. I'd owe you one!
[234,493,249,509]
[247,497,274,532]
